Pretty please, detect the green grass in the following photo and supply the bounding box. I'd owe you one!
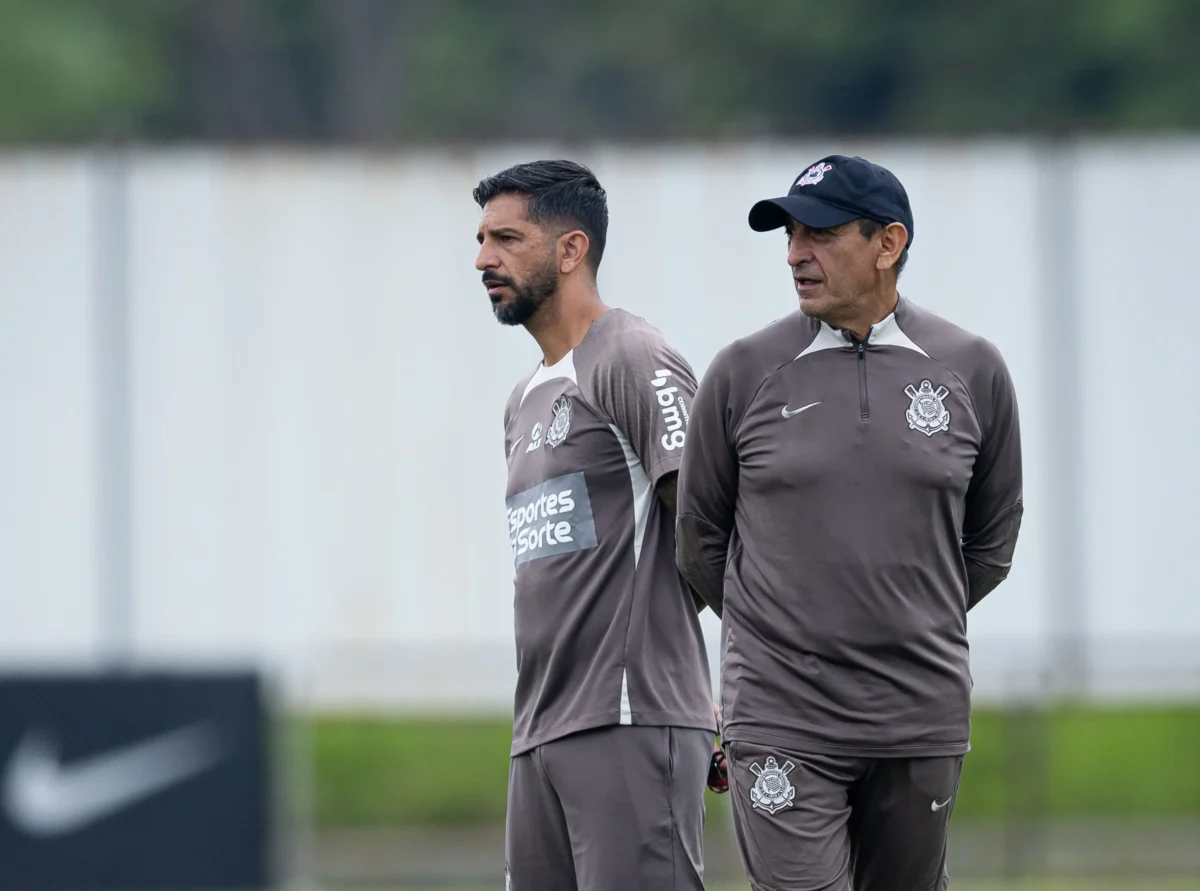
[304,704,1200,829]
[951,705,1200,819]
[307,715,512,827]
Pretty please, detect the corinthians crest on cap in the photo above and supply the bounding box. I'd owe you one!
[545,395,572,448]
[795,162,832,187]
[905,380,951,436]
[749,756,796,815]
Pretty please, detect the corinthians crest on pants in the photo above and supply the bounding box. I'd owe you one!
[749,756,796,815]
[905,380,951,436]
[545,395,572,448]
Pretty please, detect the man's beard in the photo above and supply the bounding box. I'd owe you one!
[487,261,559,326]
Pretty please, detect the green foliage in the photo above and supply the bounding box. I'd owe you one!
[0,0,1199,144]
[306,705,1200,829]
[0,0,175,142]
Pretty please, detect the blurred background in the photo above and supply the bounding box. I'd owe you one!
[1,2,1198,890]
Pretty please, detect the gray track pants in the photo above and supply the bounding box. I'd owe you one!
[725,740,965,891]
[505,724,715,891]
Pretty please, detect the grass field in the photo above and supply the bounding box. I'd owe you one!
[306,705,1199,889]
[304,704,1200,828]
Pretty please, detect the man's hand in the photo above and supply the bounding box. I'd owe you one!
[706,703,728,794]
[707,743,729,794]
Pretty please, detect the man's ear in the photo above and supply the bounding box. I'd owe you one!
[876,222,909,272]
[559,230,591,275]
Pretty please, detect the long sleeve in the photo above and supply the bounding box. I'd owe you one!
[963,347,1024,610]
[675,346,742,618]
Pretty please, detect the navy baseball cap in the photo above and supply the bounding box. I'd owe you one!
[748,154,914,248]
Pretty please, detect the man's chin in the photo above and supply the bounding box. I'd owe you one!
[492,307,525,326]
[798,295,829,318]
[493,298,537,327]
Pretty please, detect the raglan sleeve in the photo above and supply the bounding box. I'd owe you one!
[501,388,518,461]
[501,376,531,465]
[592,328,697,488]
[962,341,1025,610]
[674,344,742,618]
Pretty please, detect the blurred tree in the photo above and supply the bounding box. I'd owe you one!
[0,0,1196,145]
[0,0,175,142]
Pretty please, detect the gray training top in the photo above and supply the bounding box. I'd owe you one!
[502,308,717,757]
[676,297,1024,758]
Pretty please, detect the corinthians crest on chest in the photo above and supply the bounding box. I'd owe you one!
[545,394,573,448]
[517,391,574,458]
[905,380,951,436]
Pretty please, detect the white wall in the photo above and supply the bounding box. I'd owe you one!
[0,140,1196,710]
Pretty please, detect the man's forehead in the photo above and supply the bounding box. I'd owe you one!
[480,193,531,226]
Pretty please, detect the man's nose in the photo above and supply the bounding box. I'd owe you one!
[787,233,815,266]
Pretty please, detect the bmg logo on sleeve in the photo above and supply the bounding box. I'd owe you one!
[506,472,598,565]
[651,369,689,451]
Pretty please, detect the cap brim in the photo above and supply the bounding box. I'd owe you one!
[748,196,860,232]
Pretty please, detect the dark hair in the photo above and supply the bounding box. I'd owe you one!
[473,160,609,273]
[858,218,909,278]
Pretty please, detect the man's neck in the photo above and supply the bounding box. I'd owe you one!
[527,286,609,366]
[832,288,899,341]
